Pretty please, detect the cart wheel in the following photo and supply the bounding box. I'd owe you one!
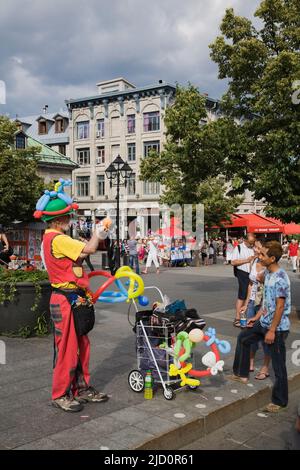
[128,370,144,393]
[188,385,199,390]
[163,387,175,400]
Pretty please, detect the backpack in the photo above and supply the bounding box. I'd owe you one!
[233,244,241,277]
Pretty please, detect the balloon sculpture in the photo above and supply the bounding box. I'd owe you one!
[168,327,231,387]
[34,178,78,219]
[88,266,149,306]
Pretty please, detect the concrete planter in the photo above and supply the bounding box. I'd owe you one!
[0,281,51,334]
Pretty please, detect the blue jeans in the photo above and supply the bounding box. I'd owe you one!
[129,254,140,274]
[233,320,289,407]
[246,300,270,355]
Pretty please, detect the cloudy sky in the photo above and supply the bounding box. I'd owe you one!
[0,0,261,117]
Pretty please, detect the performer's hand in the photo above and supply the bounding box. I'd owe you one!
[102,218,112,230]
[95,223,109,240]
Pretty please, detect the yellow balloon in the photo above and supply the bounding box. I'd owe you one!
[115,270,144,299]
[116,266,135,295]
[116,266,133,275]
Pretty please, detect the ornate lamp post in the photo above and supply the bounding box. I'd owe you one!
[105,155,133,269]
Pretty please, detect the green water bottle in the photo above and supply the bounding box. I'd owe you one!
[144,370,153,400]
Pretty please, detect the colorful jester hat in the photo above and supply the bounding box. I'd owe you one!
[34,179,79,222]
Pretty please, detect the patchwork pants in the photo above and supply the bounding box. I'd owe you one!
[50,293,91,400]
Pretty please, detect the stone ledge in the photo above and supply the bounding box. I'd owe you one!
[134,372,300,450]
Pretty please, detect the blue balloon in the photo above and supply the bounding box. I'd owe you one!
[218,340,231,355]
[115,279,128,297]
[57,193,73,205]
[96,278,129,304]
[138,295,149,306]
[36,193,50,211]
[96,277,144,304]
[97,290,128,303]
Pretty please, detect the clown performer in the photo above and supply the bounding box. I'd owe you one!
[34,179,111,412]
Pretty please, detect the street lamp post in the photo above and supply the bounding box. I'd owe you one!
[105,155,133,269]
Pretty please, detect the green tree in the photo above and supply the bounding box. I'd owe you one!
[0,116,44,226]
[210,0,300,222]
[140,85,242,227]
[196,177,243,228]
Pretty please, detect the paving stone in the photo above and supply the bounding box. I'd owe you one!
[134,416,177,435]
[107,426,155,449]
[81,414,128,435]
[107,406,152,425]
[48,425,104,449]
[77,438,122,450]
[245,432,288,450]
[0,426,48,449]
[15,438,64,450]
[0,413,19,432]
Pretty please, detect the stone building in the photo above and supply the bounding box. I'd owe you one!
[14,109,70,157]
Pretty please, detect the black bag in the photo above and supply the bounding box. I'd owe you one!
[71,302,95,336]
[52,288,95,336]
[233,245,241,277]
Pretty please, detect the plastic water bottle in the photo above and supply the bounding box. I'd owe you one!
[240,311,247,328]
[144,370,153,400]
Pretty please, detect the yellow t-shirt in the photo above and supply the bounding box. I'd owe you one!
[45,229,86,289]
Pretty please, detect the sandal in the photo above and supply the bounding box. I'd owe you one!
[255,372,270,380]
[227,374,248,384]
[263,403,285,413]
[233,319,240,327]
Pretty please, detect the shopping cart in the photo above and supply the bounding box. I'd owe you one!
[128,286,198,400]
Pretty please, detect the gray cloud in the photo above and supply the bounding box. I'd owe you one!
[0,0,261,116]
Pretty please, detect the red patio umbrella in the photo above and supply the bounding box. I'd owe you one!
[156,217,190,237]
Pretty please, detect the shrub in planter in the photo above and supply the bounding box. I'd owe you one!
[0,267,51,337]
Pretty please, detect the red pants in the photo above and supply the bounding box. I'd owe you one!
[50,293,91,400]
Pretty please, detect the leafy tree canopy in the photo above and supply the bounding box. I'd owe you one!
[0,116,44,226]
[210,0,300,222]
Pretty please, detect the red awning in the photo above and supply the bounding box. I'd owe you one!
[210,213,283,233]
[262,217,300,235]
[244,214,283,233]
[210,214,246,229]
[283,223,300,235]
